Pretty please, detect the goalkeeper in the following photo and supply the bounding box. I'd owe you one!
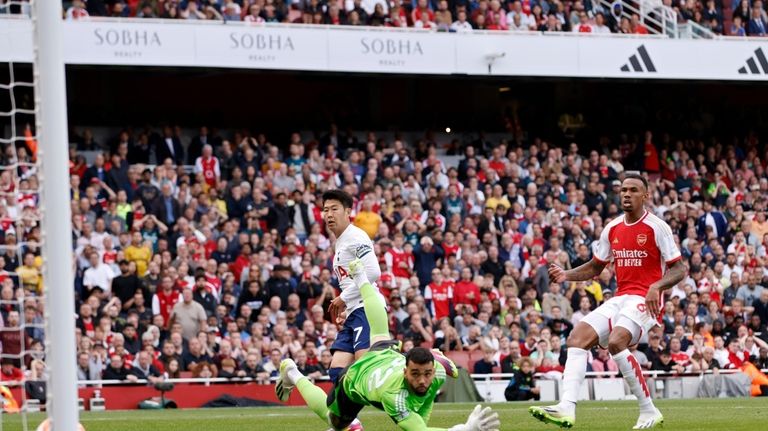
[275,258,500,431]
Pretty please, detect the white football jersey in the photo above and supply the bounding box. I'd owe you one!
[333,224,382,314]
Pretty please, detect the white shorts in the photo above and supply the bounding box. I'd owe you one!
[580,294,658,348]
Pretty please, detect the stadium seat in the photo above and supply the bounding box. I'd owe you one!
[179,372,193,379]
[446,351,472,370]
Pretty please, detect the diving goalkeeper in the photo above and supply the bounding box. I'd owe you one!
[275,258,501,431]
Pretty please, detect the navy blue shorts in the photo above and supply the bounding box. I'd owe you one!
[330,307,371,354]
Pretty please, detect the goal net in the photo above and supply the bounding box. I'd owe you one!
[1,2,79,430]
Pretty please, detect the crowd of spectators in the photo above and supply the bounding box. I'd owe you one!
[0,0,764,37]
[0,122,767,400]
[33,0,760,36]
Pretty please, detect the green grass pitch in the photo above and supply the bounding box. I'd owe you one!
[4,398,767,431]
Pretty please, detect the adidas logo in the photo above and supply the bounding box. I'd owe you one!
[738,48,768,74]
[620,45,657,73]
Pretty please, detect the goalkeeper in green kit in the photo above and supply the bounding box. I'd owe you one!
[275,258,501,431]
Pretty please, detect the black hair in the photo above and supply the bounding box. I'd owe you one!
[623,172,648,190]
[322,189,354,209]
[405,347,434,366]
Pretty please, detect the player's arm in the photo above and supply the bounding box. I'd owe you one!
[551,225,610,283]
[416,393,435,424]
[646,221,688,316]
[339,242,380,304]
[384,392,498,431]
[550,258,606,283]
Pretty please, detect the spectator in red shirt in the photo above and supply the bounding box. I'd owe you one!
[0,359,23,382]
[411,0,435,25]
[425,269,453,321]
[454,267,481,313]
[643,131,660,174]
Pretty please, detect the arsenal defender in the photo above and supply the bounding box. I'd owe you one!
[530,173,686,429]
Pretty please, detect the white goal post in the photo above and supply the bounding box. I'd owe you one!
[32,2,79,430]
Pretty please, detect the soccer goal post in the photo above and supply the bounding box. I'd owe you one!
[33,2,79,430]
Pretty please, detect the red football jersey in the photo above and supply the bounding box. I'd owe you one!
[425,281,454,321]
[593,211,682,299]
[385,247,413,279]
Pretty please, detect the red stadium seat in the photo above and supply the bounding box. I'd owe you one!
[179,372,193,379]
[446,351,472,370]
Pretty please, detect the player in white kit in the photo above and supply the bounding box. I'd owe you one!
[323,189,383,431]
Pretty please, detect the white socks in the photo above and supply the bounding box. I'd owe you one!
[558,347,588,415]
[613,349,655,414]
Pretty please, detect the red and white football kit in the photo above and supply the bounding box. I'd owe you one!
[582,210,682,347]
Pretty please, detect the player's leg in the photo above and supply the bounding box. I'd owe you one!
[529,302,612,428]
[348,259,390,345]
[329,351,354,385]
[326,376,366,431]
[275,359,330,422]
[610,308,663,429]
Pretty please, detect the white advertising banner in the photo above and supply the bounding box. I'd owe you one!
[61,21,196,66]
[577,37,768,81]
[0,19,34,63]
[327,29,455,74]
[195,25,327,70]
[455,33,580,76]
[2,18,767,81]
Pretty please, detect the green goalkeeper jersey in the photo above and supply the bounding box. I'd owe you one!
[341,348,447,426]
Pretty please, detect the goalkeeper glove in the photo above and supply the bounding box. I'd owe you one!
[463,405,500,431]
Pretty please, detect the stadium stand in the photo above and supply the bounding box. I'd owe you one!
[1,0,753,36]
[2,117,768,400]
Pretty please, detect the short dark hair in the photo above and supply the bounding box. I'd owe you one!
[322,189,354,209]
[405,347,434,366]
[623,173,648,190]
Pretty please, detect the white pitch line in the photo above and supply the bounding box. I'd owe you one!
[70,403,768,422]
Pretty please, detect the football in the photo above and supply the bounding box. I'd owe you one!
[35,418,86,431]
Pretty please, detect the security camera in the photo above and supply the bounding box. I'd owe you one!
[485,52,506,61]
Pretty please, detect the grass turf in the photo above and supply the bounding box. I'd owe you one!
[3,398,767,431]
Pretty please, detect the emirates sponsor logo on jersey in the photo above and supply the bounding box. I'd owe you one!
[612,249,649,267]
[637,234,647,246]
